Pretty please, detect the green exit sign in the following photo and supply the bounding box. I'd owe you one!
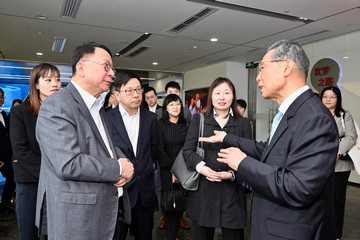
[245,62,258,69]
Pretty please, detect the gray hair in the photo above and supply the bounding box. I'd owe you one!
[268,40,310,78]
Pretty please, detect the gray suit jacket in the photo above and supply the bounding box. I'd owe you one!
[35,82,122,240]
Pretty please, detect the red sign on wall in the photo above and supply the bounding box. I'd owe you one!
[310,58,340,93]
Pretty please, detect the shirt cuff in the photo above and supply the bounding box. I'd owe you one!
[196,161,206,173]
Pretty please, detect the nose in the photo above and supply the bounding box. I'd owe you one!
[256,72,261,82]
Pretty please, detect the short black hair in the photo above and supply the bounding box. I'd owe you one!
[113,71,142,91]
[165,81,181,92]
[71,42,112,75]
[0,88,4,96]
[144,86,157,95]
[161,94,186,124]
[236,99,247,109]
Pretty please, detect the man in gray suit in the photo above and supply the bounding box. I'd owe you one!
[35,42,134,239]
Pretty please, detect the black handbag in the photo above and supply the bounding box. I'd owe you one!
[161,184,188,212]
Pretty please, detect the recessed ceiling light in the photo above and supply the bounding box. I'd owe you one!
[193,46,198,49]
[36,15,47,20]
[36,52,43,56]
[210,38,218,42]
[343,56,349,59]
[152,62,158,65]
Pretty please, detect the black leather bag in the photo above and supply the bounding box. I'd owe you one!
[161,187,188,212]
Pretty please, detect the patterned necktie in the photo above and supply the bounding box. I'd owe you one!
[269,111,283,144]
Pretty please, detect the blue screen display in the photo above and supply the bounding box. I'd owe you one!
[0,60,72,113]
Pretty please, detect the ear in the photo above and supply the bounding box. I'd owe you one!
[114,90,121,102]
[283,60,294,77]
[76,62,85,77]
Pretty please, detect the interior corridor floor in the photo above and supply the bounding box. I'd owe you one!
[0,183,359,240]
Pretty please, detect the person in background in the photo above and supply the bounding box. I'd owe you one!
[35,42,134,239]
[236,99,254,138]
[236,99,247,117]
[321,86,357,240]
[11,99,23,108]
[156,81,191,126]
[10,63,61,240]
[0,88,15,218]
[107,71,159,240]
[144,87,162,113]
[189,92,202,116]
[158,94,188,240]
[183,77,252,240]
[200,40,339,240]
[156,81,191,229]
[104,83,119,111]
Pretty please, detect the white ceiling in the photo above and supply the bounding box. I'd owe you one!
[1,0,360,75]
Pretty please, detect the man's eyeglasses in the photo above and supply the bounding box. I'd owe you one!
[322,96,337,100]
[119,88,143,96]
[81,60,116,74]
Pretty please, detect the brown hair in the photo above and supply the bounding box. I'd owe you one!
[29,63,60,115]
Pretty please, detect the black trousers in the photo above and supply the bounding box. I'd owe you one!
[164,210,183,240]
[193,221,244,240]
[113,197,154,240]
[334,171,351,239]
[0,161,15,208]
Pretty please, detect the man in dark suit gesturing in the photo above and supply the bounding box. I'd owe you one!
[106,71,160,240]
[201,40,339,240]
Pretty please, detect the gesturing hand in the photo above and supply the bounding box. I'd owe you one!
[217,147,247,171]
[199,130,227,143]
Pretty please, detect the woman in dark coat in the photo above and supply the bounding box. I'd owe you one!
[158,94,188,240]
[183,77,252,240]
[10,63,61,240]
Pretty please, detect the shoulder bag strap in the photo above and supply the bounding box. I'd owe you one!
[198,113,204,149]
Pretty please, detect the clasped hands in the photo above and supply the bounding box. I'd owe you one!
[199,130,247,172]
[114,158,134,187]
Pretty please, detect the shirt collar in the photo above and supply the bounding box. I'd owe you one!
[213,107,234,118]
[279,85,309,115]
[118,102,140,117]
[71,80,105,110]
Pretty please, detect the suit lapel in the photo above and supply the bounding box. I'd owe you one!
[261,89,314,162]
[136,108,146,157]
[66,83,111,157]
[110,108,135,157]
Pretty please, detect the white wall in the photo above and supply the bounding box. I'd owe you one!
[304,31,360,183]
[182,30,360,183]
[184,61,248,101]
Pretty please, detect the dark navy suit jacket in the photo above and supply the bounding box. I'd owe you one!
[106,106,160,208]
[223,89,339,240]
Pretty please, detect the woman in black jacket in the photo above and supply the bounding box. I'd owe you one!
[10,63,61,240]
[158,94,188,240]
[183,77,252,240]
